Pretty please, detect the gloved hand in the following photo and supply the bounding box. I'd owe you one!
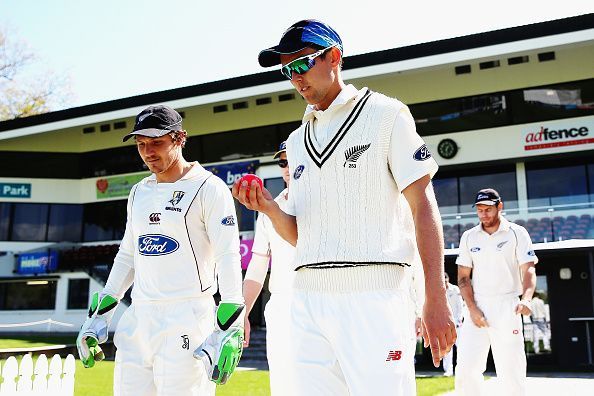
[194,302,245,385]
[76,292,118,368]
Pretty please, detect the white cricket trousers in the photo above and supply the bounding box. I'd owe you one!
[289,266,416,396]
[265,293,296,395]
[113,296,216,396]
[455,294,526,396]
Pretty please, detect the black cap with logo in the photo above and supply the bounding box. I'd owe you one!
[123,105,183,142]
[474,188,501,206]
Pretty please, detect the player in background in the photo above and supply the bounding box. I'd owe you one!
[234,20,455,395]
[442,272,464,376]
[455,188,537,396]
[243,141,297,394]
[530,291,551,354]
[76,105,244,395]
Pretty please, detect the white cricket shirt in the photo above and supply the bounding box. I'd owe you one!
[109,162,243,302]
[456,216,538,297]
[247,189,296,294]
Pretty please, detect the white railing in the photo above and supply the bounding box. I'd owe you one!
[439,199,594,248]
[0,354,75,395]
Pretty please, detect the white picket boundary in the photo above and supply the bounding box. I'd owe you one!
[0,354,75,395]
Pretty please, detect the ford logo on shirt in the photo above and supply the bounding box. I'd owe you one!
[138,234,179,256]
[413,144,432,161]
[470,247,481,252]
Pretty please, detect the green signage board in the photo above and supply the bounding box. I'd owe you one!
[96,173,148,199]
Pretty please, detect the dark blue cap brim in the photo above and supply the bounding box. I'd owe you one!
[258,43,309,67]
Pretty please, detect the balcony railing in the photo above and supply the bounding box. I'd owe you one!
[440,198,594,249]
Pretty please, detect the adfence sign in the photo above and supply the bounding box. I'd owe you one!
[17,251,58,274]
[0,183,31,198]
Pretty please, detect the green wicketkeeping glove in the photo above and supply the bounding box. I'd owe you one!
[76,292,118,368]
[194,302,245,385]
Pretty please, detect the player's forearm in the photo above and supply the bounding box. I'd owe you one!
[266,205,298,246]
[243,280,264,314]
[457,275,478,310]
[216,252,244,303]
[521,263,537,301]
[409,188,446,300]
[103,251,134,299]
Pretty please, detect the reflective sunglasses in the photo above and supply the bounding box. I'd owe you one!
[280,47,332,80]
[277,159,289,168]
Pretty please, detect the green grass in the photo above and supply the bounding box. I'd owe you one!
[0,338,454,395]
[0,358,454,396]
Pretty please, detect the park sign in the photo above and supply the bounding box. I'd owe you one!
[16,250,58,274]
[0,183,31,198]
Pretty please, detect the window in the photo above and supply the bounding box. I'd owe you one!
[200,122,299,163]
[0,279,57,310]
[508,79,594,125]
[458,171,518,211]
[11,203,49,241]
[0,203,11,240]
[47,204,84,242]
[83,201,127,241]
[411,94,508,135]
[434,166,518,213]
[527,164,588,206]
[67,279,89,309]
[433,178,459,214]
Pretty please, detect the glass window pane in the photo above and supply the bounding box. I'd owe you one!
[527,165,587,206]
[511,79,594,125]
[67,278,90,309]
[11,203,49,241]
[47,204,83,242]
[0,203,11,240]
[83,201,127,242]
[433,178,458,214]
[0,280,56,310]
[411,94,509,135]
[458,171,518,212]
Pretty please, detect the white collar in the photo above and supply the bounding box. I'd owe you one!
[303,84,361,122]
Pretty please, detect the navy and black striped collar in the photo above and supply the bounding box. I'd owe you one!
[304,89,373,168]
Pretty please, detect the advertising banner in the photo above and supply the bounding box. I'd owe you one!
[17,251,58,274]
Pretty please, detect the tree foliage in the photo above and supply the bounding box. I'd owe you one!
[0,28,71,121]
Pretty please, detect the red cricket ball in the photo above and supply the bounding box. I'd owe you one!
[239,174,263,195]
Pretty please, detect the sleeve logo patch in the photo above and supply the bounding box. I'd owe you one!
[528,250,536,256]
[470,247,481,252]
[413,144,432,161]
[293,165,305,180]
[221,215,236,226]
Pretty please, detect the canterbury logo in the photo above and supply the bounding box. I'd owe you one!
[181,335,189,350]
[385,350,402,361]
[149,213,161,223]
[343,143,371,168]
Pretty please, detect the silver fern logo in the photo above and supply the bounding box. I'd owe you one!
[343,143,371,168]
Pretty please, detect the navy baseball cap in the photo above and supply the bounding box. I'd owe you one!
[273,141,287,159]
[474,188,501,206]
[258,20,343,67]
[123,105,183,142]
